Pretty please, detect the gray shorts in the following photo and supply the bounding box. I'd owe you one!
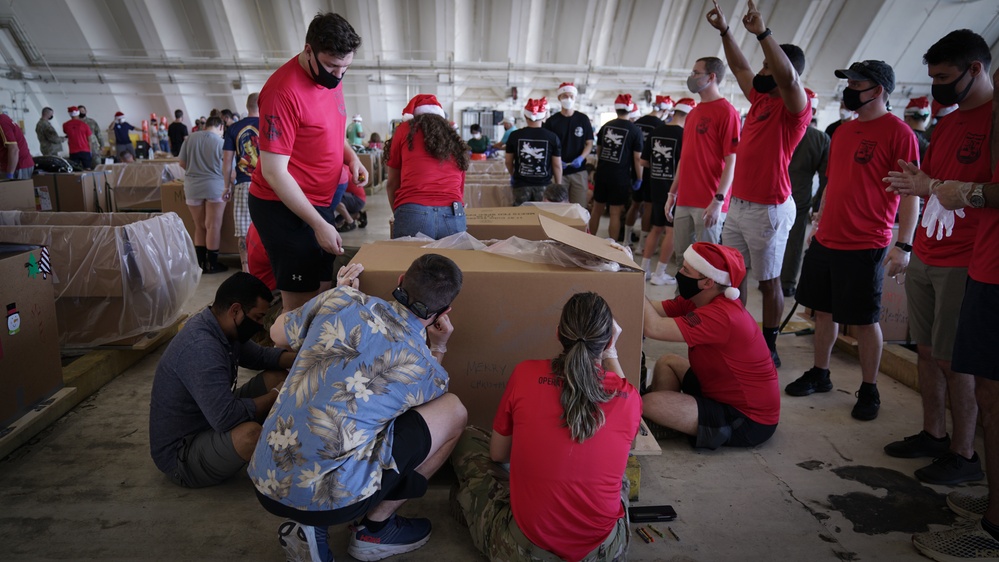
[673,205,725,264]
[169,372,267,488]
[561,171,589,206]
[722,197,796,281]
[905,253,968,361]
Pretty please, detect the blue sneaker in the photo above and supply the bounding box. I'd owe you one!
[347,515,432,561]
[278,520,334,562]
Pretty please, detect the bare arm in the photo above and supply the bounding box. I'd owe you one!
[490,430,512,463]
[708,1,754,99]
[718,153,736,197]
[222,149,235,197]
[386,165,400,209]
[642,298,685,342]
[884,194,918,277]
[505,152,515,176]
[552,156,562,185]
[270,312,290,349]
[580,139,593,159]
[746,0,807,113]
[251,389,280,422]
[260,149,343,255]
[344,144,368,186]
[5,144,17,176]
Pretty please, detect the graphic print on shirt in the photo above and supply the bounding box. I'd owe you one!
[236,124,260,177]
[574,126,584,138]
[650,137,678,181]
[517,139,549,178]
[599,126,629,163]
[958,133,985,164]
[265,115,282,141]
[854,140,877,164]
[696,117,711,135]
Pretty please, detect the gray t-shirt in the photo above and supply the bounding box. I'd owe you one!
[178,130,224,200]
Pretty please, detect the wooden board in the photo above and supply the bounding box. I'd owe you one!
[631,419,662,456]
[0,388,77,459]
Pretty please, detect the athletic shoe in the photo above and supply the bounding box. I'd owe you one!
[784,368,833,396]
[948,491,989,520]
[340,221,358,232]
[357,211,368,228]
[202,262,229,274]
[884,431,952,459]
[912,519,999,562]
[851,384,880,421]
[348,515,432,561]
[916,452,985,486]
[650,271,677,286]
[771,349,782,369]
[278,520,334,562]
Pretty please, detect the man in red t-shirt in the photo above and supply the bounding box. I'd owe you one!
[248,13,368,313]
[707,0,810,369]
[0,113,33,180]
[63,106,94,170]
[787,60,919,422]
[643,242,779,449]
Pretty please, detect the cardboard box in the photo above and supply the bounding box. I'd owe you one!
[160,180,239,254]
[97,162,185,210]
[464,206,587,240]
[464,183,514,208]
[34,171,113,213]
[0,179,39,211]
[0,247,63,426]
[357,153,380,186]
[0,211,199,347]
[350,216,644,427]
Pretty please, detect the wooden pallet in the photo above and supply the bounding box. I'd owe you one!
[0,388,77,460]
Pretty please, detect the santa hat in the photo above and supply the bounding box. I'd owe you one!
[804,88,818,101]
[352,114,363,122]
[627,102,641,120]
[114,111,124,119]
[905,96,931,117]
[683,242,746,300]
[68,106,80,116]
[674,98,697,114]
[556,82,578,97]
[523,97,548,121]
[614,93,633,111]
[401,94,445,121]
[931,99,958,119]
[654,95,675,111]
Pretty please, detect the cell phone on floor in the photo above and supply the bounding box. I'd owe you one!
[628,505,677,523]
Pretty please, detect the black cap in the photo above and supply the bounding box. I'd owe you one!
[835,60,895,94]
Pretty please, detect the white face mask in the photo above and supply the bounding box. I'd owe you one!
[839,109,855,120]
[560,98,575,111]
[471,133,481,139]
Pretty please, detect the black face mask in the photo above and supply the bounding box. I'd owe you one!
[236,312,263,343]
[931,66,974,107]
[842,85,878,111]
[752,73,777,94]
[676,272,704,300]
[308,46,343,89]
[79,113,87,119]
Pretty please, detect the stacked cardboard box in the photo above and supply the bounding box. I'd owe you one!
[160,180,239,254]
[464,158,513,207]
[464,206,586,240]
[96,161,185,211]
[33,171,114,212]
[0,179,42,211]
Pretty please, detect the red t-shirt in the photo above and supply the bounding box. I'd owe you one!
[250,57,347,206]
[246,223,277,291]
[674,98,741,211]
[0,114,32,171]
[662,296,779,425]
[970,166,999,285]
[385,120,465,209]
[493,360,640,562]
[915,101,991,267]
[816,113,919,250]
[732,90,811,204]
[63,119,92,154]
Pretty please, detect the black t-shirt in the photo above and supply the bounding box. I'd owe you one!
[641,124,683,203]
[506,127,562,186]
[635,115,664,182]
[595,118,643,187]
[168,122,189,157]
[543,111,594,175]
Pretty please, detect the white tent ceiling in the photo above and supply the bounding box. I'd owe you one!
[0,0,996,151]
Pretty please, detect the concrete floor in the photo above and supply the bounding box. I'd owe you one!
[0,190,984,561]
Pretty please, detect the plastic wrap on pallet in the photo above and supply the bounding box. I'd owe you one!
[96,162,185,209]
[0,211,199,347]
[463,183,514,208]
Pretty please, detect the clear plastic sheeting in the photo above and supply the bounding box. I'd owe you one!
[466,160,509,176]
[96,162,185,210]
[421,231,620,272]
[0,211,199,348]
[521,202,591,223]
[463,183,514,208]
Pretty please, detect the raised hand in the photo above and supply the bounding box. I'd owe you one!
[706,0,729,31]
[742,0,767,35]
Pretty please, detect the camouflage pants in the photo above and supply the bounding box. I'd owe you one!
[451,426,630,562]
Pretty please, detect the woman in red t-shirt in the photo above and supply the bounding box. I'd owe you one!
[451,292,641,562]
[386,94,468,239]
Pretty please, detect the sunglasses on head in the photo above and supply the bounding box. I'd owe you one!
[393,286,448,320]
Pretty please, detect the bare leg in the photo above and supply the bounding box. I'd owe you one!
[813,311,837,370]
[853,322,883,384]
[237,236,248,272]
[641,354,698,435]
[760,277,784,328]
[205,200,227,250]
[643,226,663,260]
[658,226,674,266]
[187,203,207,246]
[589,201,606,236]
[608,204,625,243]
[280,282,332,314]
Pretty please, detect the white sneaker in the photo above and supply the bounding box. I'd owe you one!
[912,519,999,562]
[650,271,677,286]
[644,268,652,281]
[279,520,334,562]
[948,491,989,520]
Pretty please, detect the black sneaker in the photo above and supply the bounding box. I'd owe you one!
[771,349,782,369]
[348,515,431,561]
[884,431,951,458]
[785,368,832,396]
[203,261,229,274]
[851,384,880,421]
[358,211,368,228]
[782,285,796,298]
[340,221,358,232]
[915,452,985,485]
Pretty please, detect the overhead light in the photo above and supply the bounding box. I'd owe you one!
[231,79,242,90]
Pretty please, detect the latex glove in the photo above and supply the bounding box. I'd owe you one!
[921,194,967,240]
[632,179,642,191]
[571,155,585,168]
[601,319,622,360]
[335,262,364,289]
[561,161,568,169]
[509,177,516,186]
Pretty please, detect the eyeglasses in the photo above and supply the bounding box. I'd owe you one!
[393,286,448,320]
[689,71,709,77]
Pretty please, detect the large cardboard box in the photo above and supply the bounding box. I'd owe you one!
[34,171,113,212]
[0,179,38,211]
[350,216,644,427]
[464,206,587,240]
[160,180,239,255]
[0,247,63,426]
[0,211,199,347]
[464,183,514,208]
[97,161,185,210]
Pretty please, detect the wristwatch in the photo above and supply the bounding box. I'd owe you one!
[970,183,986,208]
[894,241,912,253]
[714,193,725,202]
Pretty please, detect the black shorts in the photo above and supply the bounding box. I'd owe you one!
[632,179,652,203]
[682,369,776,449]
[255,409,433,527]
[248,194,337,293]
[795,241,887,326]
[953,277,999,379]
[593,180,631,206]
[651,202,675,228]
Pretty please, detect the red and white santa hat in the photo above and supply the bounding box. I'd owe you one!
[523,97,548,121]
[401,94,445,121]
[614,93,633,111]
[627,102,641,120]
[931,99,958,119]
[654,95,675,111]
[114,111,125,119]
[905,96,931,117]
[352,114,363,122]
[804,88,818,101]
[683,242,746,300]
[673,97,697,114]
[557,82,578,97]
[68,106,80,116]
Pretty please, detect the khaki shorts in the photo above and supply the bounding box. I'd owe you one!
[673,205,724,265]
[722,197,796,281]
[906,253,968,361]
[561,171,589,206]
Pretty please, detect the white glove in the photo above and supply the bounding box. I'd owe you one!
[921,194,966,241]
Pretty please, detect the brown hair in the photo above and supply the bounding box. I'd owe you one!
[406,114,469,171]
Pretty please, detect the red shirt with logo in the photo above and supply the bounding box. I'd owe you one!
[661,295,779,425]
[970,166,999,285]
[385,120,465,209]
[0,114,33,171]
[250,57,348,206]
[674,98,741,211]
[732,90,811,205]
[493,359,640,562]
[63,119,92,154]
[915,101,991,268]
[816,113,919,250]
